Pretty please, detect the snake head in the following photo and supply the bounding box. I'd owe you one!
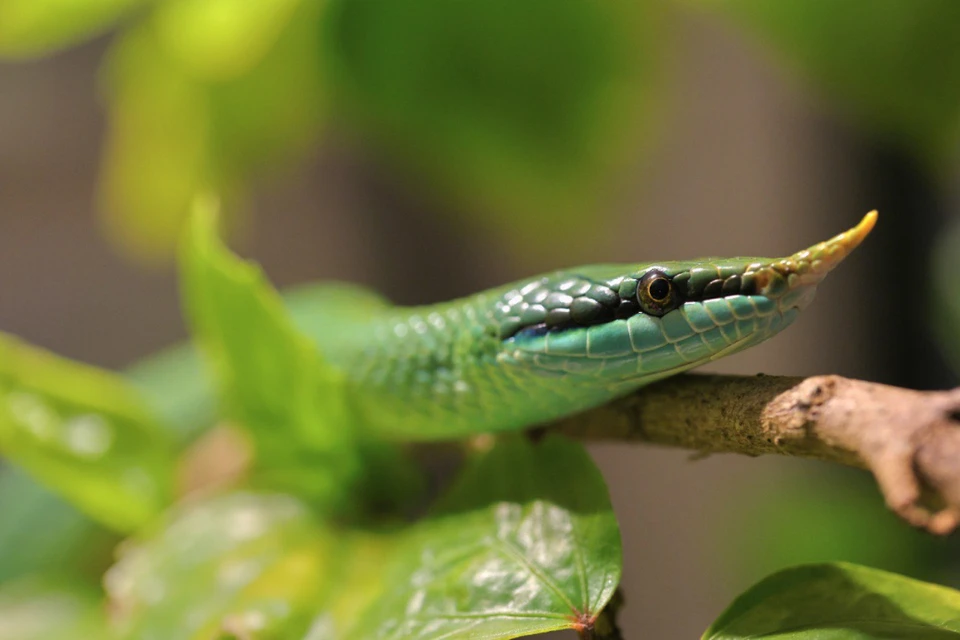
[497,212,877,388]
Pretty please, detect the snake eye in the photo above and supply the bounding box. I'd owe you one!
[637,270,680,316]
[647,277,670,301]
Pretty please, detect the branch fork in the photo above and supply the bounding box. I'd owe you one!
[549,373,960,535]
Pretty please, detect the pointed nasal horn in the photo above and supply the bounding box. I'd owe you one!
[777,211,877,286]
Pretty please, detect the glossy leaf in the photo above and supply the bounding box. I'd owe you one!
[324,0,659,251]
[0,332,175,532]
[0,578,107,640]
[0,0,144,58]
[180,205,360,507]
[347,436,622,639]
[704,562,960,639]
[106,492,331,639]
[719,0,960,164]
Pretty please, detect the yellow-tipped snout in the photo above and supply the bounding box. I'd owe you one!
[774,210,877,287]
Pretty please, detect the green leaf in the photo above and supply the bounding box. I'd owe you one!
[122,281,392,448]
[0,578,107,639]
[324,0,660,252]
[154,0,302,80]
[0,0,145,58]
[704,562,960,639]
[124,341,216,446]
[206,0,328,188]
[346,436,622,639]
[98,2,328,264]
[0,466,115,584]
[0,332,175,533]
[305,531,395,637]
[106,492,332,639]
[99,23,212,264]
[180,204,360,507]
[718,0,960,164]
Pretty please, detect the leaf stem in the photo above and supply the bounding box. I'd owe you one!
[579,588,624,640]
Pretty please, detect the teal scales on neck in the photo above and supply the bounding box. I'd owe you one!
[291,212,877,440]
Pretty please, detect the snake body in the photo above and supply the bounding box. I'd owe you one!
[292,213,876,440]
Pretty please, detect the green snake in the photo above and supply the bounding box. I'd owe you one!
[288,212,876,440]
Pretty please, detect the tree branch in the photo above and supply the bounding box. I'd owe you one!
[547,374,960,535]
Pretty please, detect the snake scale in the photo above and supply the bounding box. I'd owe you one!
[286,212,876,440]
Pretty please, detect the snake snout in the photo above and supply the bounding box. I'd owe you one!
[775,211,877,288]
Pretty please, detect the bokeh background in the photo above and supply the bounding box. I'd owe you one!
[2,1,960,637]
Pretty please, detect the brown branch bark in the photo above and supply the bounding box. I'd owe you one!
[547,374,960,535]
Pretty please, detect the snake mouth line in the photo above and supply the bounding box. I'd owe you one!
[498,212,876,346]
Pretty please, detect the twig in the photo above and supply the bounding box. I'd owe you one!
[548,374,960,535]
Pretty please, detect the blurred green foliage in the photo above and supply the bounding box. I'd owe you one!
[7,0,960,261]
[180,203,360,508]
[0,0,661,263]
[5,0,960,262]
[181,205,425,516]
[323,0,658,250]
[0,332,176,532]
[106,492,333,639]
[713,465,949,590]
[4,1,960,637]
[0,466,114,584]
[719,0,960,166]
[99,0,327,263]
[0,213,627,637]
[0,577,107,640]
[0,0,146,57]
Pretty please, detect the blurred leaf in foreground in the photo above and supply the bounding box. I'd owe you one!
[0,578,106,640]
[325,0,660,252]
[0,333,176,533]
[0,0,144,58]
[180,205,365,509]
[305,531,394,637]
[703,562,960,639]
[0,466,115,584]
[124,342,215,446]
[719,0,960,165]
[346,436,622,639]
[106,492,330,639]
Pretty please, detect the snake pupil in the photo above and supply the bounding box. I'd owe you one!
[649,277,670,301]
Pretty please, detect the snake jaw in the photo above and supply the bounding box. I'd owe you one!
[494,212,877,385]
